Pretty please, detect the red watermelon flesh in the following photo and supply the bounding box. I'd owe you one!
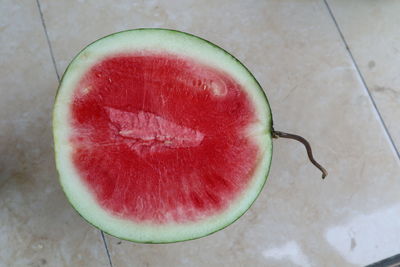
[70,53,260,224]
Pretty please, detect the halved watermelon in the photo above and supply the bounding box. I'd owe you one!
[53,28,273,243]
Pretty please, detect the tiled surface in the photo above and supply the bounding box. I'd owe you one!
[328,0,400,151]
[1,0,399,266]
[0,1,109,266]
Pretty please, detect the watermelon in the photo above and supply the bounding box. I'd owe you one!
[54,29,324,243]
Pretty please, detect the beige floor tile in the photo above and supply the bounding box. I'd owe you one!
[328,0,400,151]
[40,0,400,266]
[0,1,109,266]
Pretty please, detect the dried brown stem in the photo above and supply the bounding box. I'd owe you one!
[272,130,328,179]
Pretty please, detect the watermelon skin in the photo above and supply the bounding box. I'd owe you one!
[53,29,273,243]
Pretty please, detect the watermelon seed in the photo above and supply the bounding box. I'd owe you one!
[210,80,227,96]
[82,86,91,95]
[272,129,328,179]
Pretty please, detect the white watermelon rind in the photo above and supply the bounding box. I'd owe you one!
[53,28,273,243]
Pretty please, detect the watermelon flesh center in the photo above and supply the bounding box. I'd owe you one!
[105,107,205,153]
[71,53,260,224]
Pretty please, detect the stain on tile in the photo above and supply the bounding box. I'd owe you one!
[368,60,375,69]
[373,86,400,98]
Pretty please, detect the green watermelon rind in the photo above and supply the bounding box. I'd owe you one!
[53,28,273,243]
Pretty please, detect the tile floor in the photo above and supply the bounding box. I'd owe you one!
[1,0,399,266]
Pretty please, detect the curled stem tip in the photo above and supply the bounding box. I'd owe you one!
[272,130,328,179]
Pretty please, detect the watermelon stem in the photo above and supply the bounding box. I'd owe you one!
[272,130,328,179]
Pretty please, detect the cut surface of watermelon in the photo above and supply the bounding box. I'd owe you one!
[53,29,273,243]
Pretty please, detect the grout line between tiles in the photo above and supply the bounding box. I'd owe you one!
[366,252,400,267]
[35,1,114,266]
[323,0,400,161]
[101,231,114,267]
[35,0,60,82]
